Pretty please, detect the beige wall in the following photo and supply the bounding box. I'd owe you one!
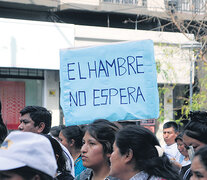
[155,45,193,84]
[74,24,195,84]
[60,0,99,6]
[0,17,196,127]
[44,70,60,127]
[147,0,165,12]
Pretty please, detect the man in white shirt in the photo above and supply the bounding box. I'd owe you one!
[163,121,182,163]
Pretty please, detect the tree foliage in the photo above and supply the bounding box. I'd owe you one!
[156,2,207,122]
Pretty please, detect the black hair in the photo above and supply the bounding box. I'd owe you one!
[175,132,184,143]
[179,120,189,132]
[116,125,180,180]
[163,121,179,133]
[50,125,66,138]
[189,111,207,123]
[61,125,85,150]
[0,100,7,144]
[194,145,207,170]
[20,106,52,134]
[183,111,207,144]
[43,134,68,173]
[1,166,53,180]
[86,119,119,155]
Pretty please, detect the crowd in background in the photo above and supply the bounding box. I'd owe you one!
[0,103,207,180]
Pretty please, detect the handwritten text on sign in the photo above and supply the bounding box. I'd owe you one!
[60,40,159,125]
[67,56,145,106]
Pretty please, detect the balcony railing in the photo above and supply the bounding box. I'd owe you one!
[101,0,147,7]
[166,0,206,14]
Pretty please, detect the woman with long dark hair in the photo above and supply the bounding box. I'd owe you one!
[76,119,119,180]
[59,125,86,177]
[183,111,207,152]
[182,111,207,180]
[44,134,74,180]
[190,145,207,180]
[110,125,180,180]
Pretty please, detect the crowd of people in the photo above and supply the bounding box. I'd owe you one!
[162,111,207,180]
[0,103,207,180]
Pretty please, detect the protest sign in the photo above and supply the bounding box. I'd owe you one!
[60,40,159,125]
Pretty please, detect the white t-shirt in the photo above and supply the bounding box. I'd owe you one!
[163,143,182,162]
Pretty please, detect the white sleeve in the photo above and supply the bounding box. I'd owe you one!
[59,142,75,177]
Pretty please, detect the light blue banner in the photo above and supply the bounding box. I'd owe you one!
[60,40,159,125]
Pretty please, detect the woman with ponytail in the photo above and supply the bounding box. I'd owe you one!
[110,125,180,180]
[75,119,119,180]
[59,125,86,177]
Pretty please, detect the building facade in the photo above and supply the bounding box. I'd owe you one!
[0,0,204,137]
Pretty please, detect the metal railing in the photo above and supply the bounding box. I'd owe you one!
[0,68,44,80]
[166,0,206,14]
[101,0,147,7]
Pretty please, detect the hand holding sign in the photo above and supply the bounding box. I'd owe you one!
[60,40,159,125]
